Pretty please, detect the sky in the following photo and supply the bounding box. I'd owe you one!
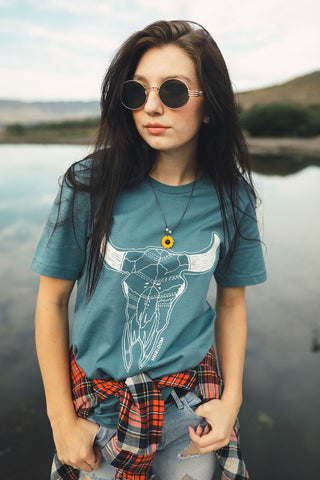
[0,0,319,101]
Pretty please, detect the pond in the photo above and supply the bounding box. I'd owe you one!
[0,144,319,480]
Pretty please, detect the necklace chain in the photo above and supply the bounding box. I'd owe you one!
[148,174,197,248]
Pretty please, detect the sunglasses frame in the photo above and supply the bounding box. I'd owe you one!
[121,78,204,110]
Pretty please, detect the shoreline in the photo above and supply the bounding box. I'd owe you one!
[247,137,320,159]
[1,136,319,159]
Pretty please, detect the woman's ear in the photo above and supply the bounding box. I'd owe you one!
[203,113,210,124]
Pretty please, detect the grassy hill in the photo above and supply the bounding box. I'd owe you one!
[237,71,320,110]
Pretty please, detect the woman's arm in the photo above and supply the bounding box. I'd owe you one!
[188,285,247,453]
[35,275,101,472]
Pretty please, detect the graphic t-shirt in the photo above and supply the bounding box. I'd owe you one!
[32,162,266,426]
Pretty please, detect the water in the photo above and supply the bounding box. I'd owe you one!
[238,162,320,479]
[0,144,319,479]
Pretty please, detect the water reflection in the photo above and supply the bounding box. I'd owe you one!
[0,144,319,480]
[251,154,320,176]
[311,327,320,352]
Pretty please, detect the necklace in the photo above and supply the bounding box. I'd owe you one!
[148,174,198,249]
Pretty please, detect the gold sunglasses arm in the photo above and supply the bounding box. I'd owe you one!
[144,85,204,97]
[188,89,204,97]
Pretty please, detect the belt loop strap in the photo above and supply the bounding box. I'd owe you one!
[170,388,184,409]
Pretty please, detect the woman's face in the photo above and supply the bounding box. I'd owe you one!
[131,44,208,158]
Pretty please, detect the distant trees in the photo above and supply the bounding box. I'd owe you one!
[3,118,99,143]
[240,104,320,137]
[6,117,99,135]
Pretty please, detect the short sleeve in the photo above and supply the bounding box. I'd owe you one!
[31,176,90,280]
[214,198,267,287]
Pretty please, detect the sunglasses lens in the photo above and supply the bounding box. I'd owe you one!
[122,81,146,109]
[160,79,189,108]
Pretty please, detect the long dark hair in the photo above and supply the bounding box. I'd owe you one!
[62,20,256,297]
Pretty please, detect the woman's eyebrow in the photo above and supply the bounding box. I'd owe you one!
[132,74,192,83]
[132,74,146,81]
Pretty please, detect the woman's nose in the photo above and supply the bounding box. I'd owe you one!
[143,89,164,115]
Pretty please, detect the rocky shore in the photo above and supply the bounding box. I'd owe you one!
[1,131,319,159]
[247,136,320,159]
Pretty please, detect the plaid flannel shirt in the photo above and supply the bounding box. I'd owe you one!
[51,347,249,480]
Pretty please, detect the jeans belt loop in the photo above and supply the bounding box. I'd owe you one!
[170,388,184,409]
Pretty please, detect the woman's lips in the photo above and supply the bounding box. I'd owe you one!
[145,123,169,134]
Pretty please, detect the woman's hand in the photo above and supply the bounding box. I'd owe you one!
[188,397,240,454]
[51,415,102,472]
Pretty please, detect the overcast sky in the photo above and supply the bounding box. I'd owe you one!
[0,0,319,101]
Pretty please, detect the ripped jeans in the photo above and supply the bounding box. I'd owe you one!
[79,389,216,480]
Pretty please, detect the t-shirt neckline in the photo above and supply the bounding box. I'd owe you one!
[146,175,203,194]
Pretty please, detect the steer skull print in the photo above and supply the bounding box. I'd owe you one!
[103,234,220,372]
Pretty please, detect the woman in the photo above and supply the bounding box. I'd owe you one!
[32,20,266,480]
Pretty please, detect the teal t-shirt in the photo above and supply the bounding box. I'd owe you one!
[32,163,266,426]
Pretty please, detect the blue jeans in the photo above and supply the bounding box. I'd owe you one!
[79,389,216,480]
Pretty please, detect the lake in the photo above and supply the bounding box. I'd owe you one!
[0,144,319,480]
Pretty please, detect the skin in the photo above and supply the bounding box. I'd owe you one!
[188,285,246,454]
[35,276,102,472]
[132,45,209,186]
[35,44,247,470]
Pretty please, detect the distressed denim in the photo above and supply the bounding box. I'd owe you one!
[79,390,216,480]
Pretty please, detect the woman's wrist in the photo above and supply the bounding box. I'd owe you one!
[48,401,77,426]
[220,389,243,412]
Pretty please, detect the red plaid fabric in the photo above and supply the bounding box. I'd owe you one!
[51,348,249,480]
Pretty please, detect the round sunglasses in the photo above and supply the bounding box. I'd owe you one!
[121,78,204,110]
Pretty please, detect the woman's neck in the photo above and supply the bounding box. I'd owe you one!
[149,151,198,186]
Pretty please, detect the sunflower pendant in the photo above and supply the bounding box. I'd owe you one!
[161,235,174,249]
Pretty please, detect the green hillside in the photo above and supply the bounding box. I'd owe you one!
[237,71,320,110]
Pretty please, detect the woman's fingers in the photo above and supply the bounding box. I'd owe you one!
[69,452,101,472]
[188,424,230,454]
[77,462,93,473]
[189,398,237,453]
[71,441,102,472]
[56,418,102,472]
[88,446,102,469]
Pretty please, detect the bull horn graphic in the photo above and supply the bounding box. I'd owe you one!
[103,234,220,372]
[187,233,220,272]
